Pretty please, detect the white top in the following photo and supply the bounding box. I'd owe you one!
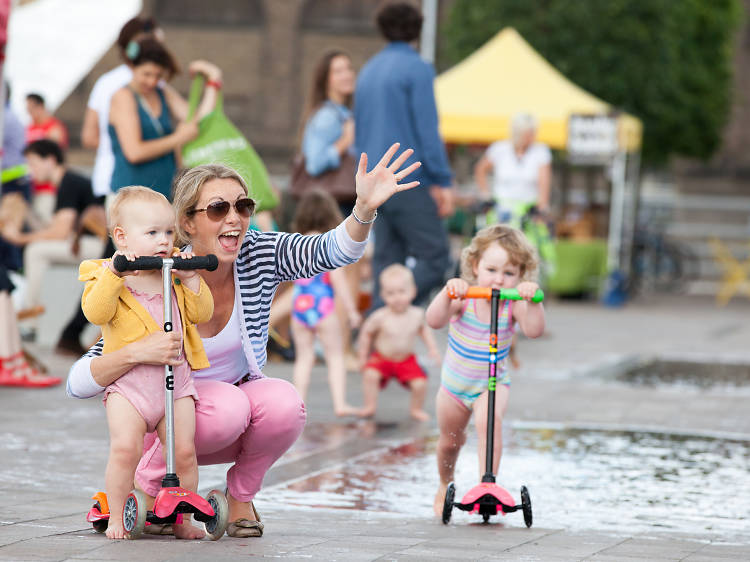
[197,292,250,384]
[485,140,551,206]
[87,64,132,197]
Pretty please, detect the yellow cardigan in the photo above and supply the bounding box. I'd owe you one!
[79,259,214,370]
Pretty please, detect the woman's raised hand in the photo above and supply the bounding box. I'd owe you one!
[188,60,222,82]
[354,143,421,213]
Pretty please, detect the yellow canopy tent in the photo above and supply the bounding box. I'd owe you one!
[435,27,642,152]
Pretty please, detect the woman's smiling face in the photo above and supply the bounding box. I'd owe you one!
[182,177,251,265]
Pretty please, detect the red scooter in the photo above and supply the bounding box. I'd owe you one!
[86,254,229,539]
[442,286,541,526]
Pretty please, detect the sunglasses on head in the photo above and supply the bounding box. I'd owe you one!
[187,197,256,221]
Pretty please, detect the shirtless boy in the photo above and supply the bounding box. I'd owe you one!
[358,264,441,421]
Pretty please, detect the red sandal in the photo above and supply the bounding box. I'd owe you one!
[0,354,61,388]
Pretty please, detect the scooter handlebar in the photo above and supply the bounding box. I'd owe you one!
[113,254,219,272]
[450,287,544,303]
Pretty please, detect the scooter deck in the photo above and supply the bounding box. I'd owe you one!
[86,487,215,528]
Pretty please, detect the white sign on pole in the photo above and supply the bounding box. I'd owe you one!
[567,114,618,165]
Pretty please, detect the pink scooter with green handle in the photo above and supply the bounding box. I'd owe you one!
[442,286,543,526]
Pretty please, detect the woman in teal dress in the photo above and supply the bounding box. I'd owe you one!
[108,37,222,199]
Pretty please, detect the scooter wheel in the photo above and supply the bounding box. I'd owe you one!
[204,489,229,540]
[520,485,532,528]
[123,490,148,538]
[442,482,456,524]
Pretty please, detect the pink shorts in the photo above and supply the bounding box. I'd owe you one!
[364,352,427,389]
[104,361,198,433]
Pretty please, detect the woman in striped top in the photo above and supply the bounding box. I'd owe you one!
[67,143,421,538]
[426,224,545,517]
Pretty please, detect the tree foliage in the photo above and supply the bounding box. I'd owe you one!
[439,0,742,164]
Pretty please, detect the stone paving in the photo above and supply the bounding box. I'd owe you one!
[2,292,749,560]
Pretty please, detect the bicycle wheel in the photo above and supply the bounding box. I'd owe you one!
[652,242,684,293]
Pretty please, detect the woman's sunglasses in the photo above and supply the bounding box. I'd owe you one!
[187,198,256,221]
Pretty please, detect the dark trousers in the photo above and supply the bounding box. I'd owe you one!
[0,177,31,271]
[59,238,115,342]
[370,188,450,310]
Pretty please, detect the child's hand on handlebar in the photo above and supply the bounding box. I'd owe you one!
[107,251,138,277]
[516,281,540,302]
[445,278,469,300]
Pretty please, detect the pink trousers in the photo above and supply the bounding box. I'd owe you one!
[135,377,306,502]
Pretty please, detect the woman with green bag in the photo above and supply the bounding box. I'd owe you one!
[109,37,222,199]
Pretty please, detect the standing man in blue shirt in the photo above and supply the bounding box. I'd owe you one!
[354,1,454,308]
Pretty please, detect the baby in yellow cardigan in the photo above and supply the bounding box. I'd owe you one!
[79,186,213,540]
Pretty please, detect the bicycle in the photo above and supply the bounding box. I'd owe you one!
[626,221,697,296]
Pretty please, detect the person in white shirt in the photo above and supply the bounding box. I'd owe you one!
[473,113,555,368]
[474,112,552,226]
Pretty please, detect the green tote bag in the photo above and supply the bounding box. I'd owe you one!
[182,77,278,212]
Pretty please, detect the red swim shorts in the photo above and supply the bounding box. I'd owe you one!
[364,352,427,389]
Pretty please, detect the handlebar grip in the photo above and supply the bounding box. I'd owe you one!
[112,254,219,272]
[500,288,544,303]
[464,287,492,299]
[449,286,544,303]
[171,255,218,271]
[113,255,162,272]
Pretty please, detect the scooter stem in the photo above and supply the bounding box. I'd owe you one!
[482,288,500,483]
[161,259,179,488]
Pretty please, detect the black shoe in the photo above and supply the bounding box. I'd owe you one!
[55,336,87,357]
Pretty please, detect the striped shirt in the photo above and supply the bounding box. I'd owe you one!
[441,298,514,408]
[67,222,366,398]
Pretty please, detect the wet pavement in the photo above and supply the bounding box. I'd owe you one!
[2,292,750,560]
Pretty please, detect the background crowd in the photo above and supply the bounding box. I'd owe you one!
[0,3,558,400]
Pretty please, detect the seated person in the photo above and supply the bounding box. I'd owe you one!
[0,140,104,340]
[0,87,31,272]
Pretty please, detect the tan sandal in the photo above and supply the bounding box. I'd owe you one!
[226,502,263,537]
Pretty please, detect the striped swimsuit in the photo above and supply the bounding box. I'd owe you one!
[441,298,514,410]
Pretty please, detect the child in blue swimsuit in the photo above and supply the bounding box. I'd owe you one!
[290,189,362,416]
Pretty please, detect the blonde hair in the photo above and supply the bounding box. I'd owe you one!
[107,185,172,232]
[460,224,538,283]
[379,263,415,288]
[172,164,250,246]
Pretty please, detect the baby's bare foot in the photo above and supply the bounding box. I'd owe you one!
[410,409,430,422]
[173,521,206,540]
[105,520,127,540]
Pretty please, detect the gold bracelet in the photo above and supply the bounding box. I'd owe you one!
[351,207,377,225]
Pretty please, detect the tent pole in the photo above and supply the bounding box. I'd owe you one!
[607,150,627,272]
